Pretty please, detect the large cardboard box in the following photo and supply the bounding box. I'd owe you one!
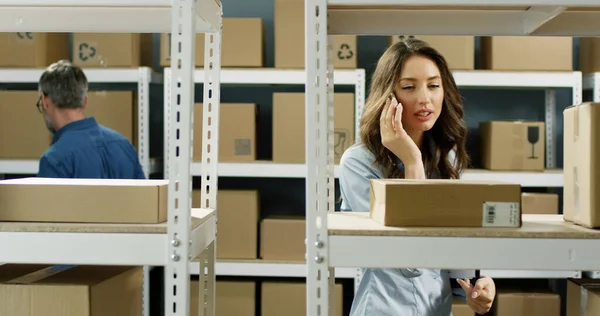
[86,91,135,146]
[563,103,600,226]
[260,217,305,262]
[193,190,259,259]
[275,0,356,69]
[0,178,168,223]
[388,35,475,70]
[0,265,143,316]
[160,18,263,67]
[72,33,153,68]
[580,38,600,74]
[494,291,560,316]
[262,282,343,316]
[480,121,546,171]
[370,179,522,227]
[272,92,354,164]
[521,193,559,214]
[567,279,600,316]
[191,280,256,316]
[481,36,572,71]
[0,90,53,159]
[452,297,474,316]
[0,33,70,67]
[193,103,256,162]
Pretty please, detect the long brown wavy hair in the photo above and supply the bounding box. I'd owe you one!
[360,38,469,179]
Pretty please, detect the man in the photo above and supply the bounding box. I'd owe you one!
[36,60,145,179]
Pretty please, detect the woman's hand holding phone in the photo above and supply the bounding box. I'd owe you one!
[380,94,422,167]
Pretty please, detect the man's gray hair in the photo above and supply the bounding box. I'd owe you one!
[38,60,88,109]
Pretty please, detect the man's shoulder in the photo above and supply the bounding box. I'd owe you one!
[97,124,130,141]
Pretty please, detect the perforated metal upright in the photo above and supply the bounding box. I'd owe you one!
[166,1,222,316]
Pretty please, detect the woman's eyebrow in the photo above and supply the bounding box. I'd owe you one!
[400,75,441,81]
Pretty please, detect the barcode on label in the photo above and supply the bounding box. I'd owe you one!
[482,202,520,227]
[485,204,496,224]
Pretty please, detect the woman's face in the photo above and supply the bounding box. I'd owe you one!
[393,54,444,135]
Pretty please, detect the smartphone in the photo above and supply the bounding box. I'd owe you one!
[389,92,398,104]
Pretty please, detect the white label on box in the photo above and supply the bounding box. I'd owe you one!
[482,202,520,227]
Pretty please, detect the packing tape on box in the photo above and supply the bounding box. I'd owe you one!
[6,264,77,284]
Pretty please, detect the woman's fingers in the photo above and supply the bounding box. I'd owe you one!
[394,102,403,133]
[380,97,390,132]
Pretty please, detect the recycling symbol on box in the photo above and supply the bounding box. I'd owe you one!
[337,43,354,60]
[78,43,97,61]
[16,32,33,40]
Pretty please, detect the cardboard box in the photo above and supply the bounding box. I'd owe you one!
[193,190,259,259]
[370,179,522,227]
[191,280,256,316]
[580,38,600,74]
[160,18,263,68]
[272,92,354,164]
[563,103,600,226]
[260,217,305,261]
[193,103,256,162]
[521,193,559,214]
[262,282,343,316]
[0,90,53,159]
[480,121,546,171]
[275,0,356,69]
[72,33,153,68]
[0,265,143,316]
[0,178,168,223]
[481,36,572,71]
[494,291,560,316]
[86,91,135,146]
[388,35,475,70]
[452,297,474,316]
[0,33,69,67]
[567,279,600,316]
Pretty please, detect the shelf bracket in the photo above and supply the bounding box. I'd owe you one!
[523,6,565,35]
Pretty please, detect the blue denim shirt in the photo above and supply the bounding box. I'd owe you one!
[339,143,465,316]
[37,117,145,179]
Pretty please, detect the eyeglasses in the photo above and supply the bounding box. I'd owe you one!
[36,95,43,113]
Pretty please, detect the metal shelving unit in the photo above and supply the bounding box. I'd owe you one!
[0,1,223,316]
[0,67,162,178]
[305,2,600,316]
[583,72,600,102]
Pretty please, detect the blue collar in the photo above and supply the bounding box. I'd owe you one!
[52,117,98,144]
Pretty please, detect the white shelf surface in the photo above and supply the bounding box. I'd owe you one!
[481,269,581,279]
[189,261,358,278]
[0,158,162,175]
[0,67,163,84]
[0,0,221,33]
[452,70,581,89]
[190,68,363,85]
[326,4,600,37]
[461,169,563,187]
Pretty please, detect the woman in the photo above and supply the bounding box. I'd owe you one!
[339,38,496,315]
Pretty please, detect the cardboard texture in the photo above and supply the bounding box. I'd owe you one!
[262,282,343,316]
[580,38,600,74]
[86,91,136,147]
[389,35,475,70]
[493,291,561,316]
[272,92,354,164]
[260,217,305,261]
[563,103,600,227]
[72,33,153,68]
[192,190,259,259]
[190,280,256,316]
[193,103,256,162]
[0,33,70,68]
[369,179,522,227]
[0,265,143,316]
[481,36,572,71]
[0,91,53,159]
[0,178,168,223]
[521,193,559,214]
[566,279,600,316]
[480,121,546,171]
[275,0,356,69]
[452,297,474,316]
[160,18,263,67]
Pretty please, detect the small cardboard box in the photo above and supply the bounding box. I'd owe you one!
[481,36,572,71]
[72,33,153,68]
[494,291,560,316]
[193,103,256,162]
[262,282,343,316]
[274,0,356,69]
[272,92,354,164]
[0,33,70,68]
[0,265,143,316]
[521,193,559,214]
[480,121,546,171]
[388,35,475,70]
[192,190,259,259]
[191,280,256,316]
[563,103,600,227]
[160,18,264,67]
[370,179,522,227]
[0,178,168,223]
[260,217,305,262]
[452,297,474,316]
[566,279,600,316]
